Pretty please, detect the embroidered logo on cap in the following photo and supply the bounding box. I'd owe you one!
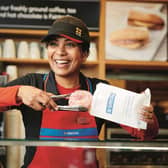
[75,27,82,37]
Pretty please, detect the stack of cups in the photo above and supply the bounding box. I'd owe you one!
[87,42,97,61]
[3,39,16,59]
[29,42,41,59]
[6,65,18,81]
[17,41,29,59]
[0,43,2,58]
[41,44,48,60]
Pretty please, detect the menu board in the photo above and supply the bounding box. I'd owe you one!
[0,0,99,31]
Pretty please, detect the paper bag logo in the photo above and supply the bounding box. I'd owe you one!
[106,93,116,114]
[75,27,82,37]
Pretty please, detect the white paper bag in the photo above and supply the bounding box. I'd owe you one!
[90,83,151,129]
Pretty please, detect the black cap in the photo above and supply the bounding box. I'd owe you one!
[41,16,90,45]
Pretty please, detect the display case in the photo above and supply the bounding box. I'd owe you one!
[0,139,168,168]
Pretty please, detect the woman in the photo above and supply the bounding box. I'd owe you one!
[0,16,159,168]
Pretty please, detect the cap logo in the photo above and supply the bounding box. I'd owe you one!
[75,27,82,37]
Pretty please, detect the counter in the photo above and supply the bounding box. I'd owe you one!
[0,138,168,168]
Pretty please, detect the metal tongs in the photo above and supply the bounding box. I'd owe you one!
[50,94,88,112]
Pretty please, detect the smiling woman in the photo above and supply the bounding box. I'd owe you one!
[41,16,90,85]
[47,36,88,81]
[0,15,159,168]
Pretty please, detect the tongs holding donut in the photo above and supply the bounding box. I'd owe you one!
[50,94,88,112]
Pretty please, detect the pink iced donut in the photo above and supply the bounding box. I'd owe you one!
[68,90,92,110]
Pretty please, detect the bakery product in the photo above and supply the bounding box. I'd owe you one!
[110,27,149,49]
[128,8,164,30]
[69,90,92,110]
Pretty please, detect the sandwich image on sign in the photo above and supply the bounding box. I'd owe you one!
[110,27,149,49]
[127,7,165,30]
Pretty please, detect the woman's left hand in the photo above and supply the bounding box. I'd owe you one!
[139,105,154,124]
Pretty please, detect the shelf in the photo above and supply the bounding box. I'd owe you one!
[0,29,47,36]
[106,60,168,70]
[0,58,99,66]
[106,72,168,81]
[0,29,99,37]
[0,58,48,65]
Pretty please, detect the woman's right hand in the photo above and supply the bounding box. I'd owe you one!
[17,85,57,111]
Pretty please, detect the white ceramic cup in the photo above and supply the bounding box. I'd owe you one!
[29,42,41,59]
[3,39,16,58]
[17,41,29,59]
[6,65,18,81]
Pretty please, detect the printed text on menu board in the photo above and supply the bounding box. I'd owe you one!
[0,1,99,31]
